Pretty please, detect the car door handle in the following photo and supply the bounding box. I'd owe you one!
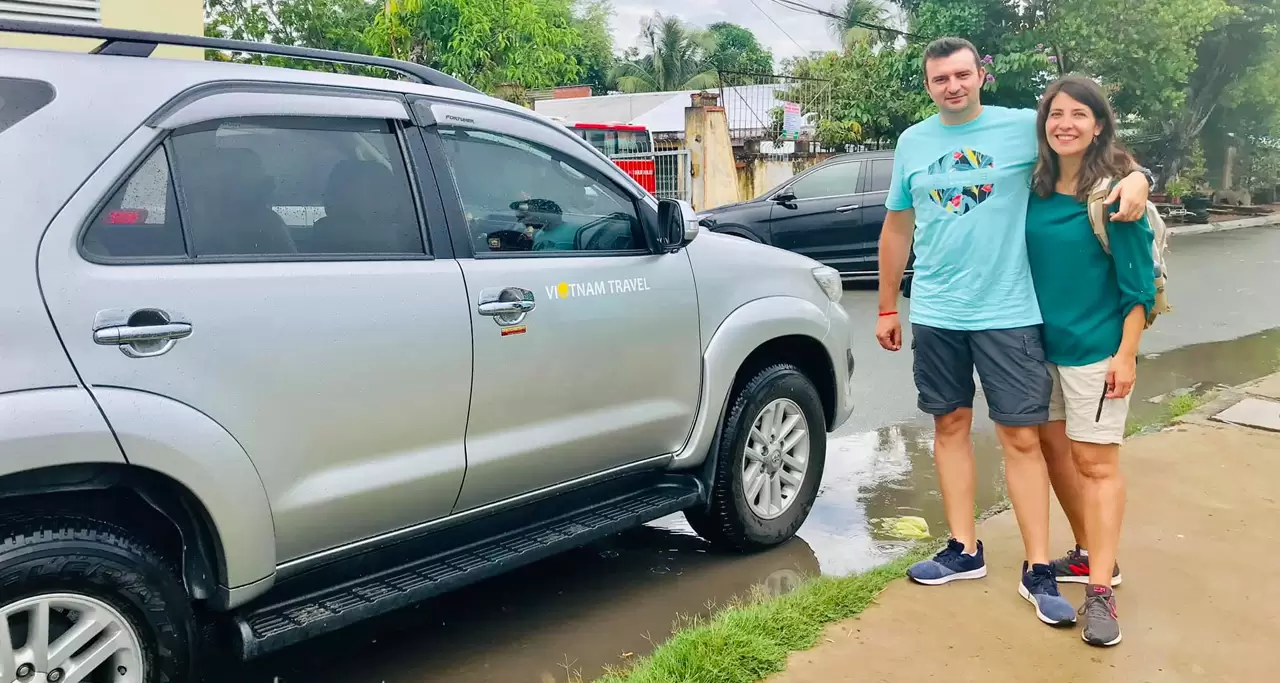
[478,300,535,316]
[92,308,192,358]
[93,323,192,346]
[836,204,861,213]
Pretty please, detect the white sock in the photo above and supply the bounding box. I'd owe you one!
[1078,548,1090,557]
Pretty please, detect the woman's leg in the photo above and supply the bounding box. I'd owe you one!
[1040,420,1089,550]
[1071,441,1125,588]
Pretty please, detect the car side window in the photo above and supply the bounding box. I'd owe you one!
[435,127,645,255]
[870,159,894,193]
[83,116,425,261]
[789,161,863,200]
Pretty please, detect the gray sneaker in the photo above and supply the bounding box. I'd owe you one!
[1080,584,1123,646]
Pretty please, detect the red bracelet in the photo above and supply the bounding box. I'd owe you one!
[879,311,898,317]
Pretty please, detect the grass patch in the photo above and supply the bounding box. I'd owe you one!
[591,545,934,683]
[1125,389,1217,437]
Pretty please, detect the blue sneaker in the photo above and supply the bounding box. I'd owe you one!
[907,538,987,585]
[1019,561,1077,626]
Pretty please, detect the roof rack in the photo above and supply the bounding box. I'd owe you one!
[0,19,482,95]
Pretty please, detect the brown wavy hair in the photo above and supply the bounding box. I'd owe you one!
[1032,75,1134,202]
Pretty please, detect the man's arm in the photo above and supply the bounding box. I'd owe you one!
[874,208,914,352]
[878,208,915,313]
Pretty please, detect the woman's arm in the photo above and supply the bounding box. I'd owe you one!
[1104,214,1156,398]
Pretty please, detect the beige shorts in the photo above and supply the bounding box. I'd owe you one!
[1048,357,1132,445]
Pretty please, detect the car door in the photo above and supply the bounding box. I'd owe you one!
[415,99,703,512]
[766,159,866,272]
[38,88,473,563]
[843,156,894,276]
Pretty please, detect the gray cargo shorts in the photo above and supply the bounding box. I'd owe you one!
[911,323,1052,427]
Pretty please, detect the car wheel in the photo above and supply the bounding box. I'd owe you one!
[0,517,196,683]
[686,363,827,551]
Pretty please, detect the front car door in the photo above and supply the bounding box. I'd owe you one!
[38,86,473,563]
[767,159,866,272]
[415,99,703,511]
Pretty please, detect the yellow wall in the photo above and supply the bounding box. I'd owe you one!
[0,0,204,59]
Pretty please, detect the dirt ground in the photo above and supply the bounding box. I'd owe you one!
[769,394,1280,683]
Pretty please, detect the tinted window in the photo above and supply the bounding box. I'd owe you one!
[171,117,423,258]
[790,161,862,200]
[0,77,56,135]
[437,127,645,254]
[870,159,894,192]
[83,147,187,259]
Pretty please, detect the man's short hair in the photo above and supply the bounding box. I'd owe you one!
[922,37,981,76]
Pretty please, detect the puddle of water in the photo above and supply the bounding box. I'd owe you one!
[233,328,1280,683]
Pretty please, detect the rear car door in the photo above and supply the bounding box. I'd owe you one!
[415,99,703,511]
[767,159,865,272]
[38,86,473,563]
[843,156,894,276]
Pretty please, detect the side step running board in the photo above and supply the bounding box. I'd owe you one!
[232,477,704,659]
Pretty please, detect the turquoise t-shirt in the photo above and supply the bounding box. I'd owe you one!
[887,106,1043,331]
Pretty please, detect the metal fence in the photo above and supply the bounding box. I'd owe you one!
[717,70,833,145]
[609,150,693,204]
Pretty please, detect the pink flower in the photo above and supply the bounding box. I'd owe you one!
[985,73,996,83]
[981,54,994,65]
[1048,55,1059,64]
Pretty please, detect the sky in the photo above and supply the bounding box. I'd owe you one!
[608,0,843,63]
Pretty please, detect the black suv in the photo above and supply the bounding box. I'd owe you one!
[697,150,913,281]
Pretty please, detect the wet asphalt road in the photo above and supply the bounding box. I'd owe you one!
[231,226,1280,683]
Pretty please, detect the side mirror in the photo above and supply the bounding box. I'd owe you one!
[773,188,797,203]
[657,199,699,250]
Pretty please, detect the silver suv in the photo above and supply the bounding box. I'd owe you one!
[0,20,854,682]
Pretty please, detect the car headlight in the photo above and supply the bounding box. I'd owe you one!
[812,266,842,303]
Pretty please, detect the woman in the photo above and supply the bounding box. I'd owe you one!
[1025,75,1156,648]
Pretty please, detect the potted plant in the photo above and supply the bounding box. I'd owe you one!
[1164,176,1192,205]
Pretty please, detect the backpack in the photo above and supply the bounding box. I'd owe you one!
[1085,178,1171,328]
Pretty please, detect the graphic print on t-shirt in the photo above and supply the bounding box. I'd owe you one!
[926,148,996,216]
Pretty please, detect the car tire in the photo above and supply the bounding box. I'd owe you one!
[0,516,196,683]
[686,363,827,552]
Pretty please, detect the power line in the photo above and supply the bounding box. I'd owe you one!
[769,0,927,42]
[744,0,810,54]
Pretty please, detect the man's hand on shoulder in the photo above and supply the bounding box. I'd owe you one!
[1106,171,1151,222]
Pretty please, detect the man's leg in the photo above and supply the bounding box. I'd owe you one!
[905,324,986,585]
[972,327,1074,626]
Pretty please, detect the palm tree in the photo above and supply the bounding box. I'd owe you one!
[610,13,720,93]
[828,0,896,49]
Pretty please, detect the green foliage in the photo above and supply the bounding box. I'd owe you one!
[566,0,618,95]
[785,44,932,142]
[828,0,898,49]
[1046,0,1231,121]
[610,13,719,93]
[204,0,380,68]
[706,22,774,75]
[367,0,583,91]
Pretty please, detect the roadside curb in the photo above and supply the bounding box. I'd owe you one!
[1169,212,1280,237]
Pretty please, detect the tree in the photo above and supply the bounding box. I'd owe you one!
[828,0,898,48]
[786,42,933,143]
[566,0,617,94]
[367,0,583,91]
[706,22,774,75]
[205,0,380,65]
[610,12,719,93]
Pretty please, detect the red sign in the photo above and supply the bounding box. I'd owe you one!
[612,158,658,194]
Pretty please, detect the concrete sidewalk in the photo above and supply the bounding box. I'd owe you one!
[769,381,1280,683]
[1170,211,1279,237]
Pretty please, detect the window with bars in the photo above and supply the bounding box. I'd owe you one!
[0,0,102,25]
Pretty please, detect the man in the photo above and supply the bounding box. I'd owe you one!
[875,37,1151,626]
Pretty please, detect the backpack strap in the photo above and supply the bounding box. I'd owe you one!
[1085,177,1115,255]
